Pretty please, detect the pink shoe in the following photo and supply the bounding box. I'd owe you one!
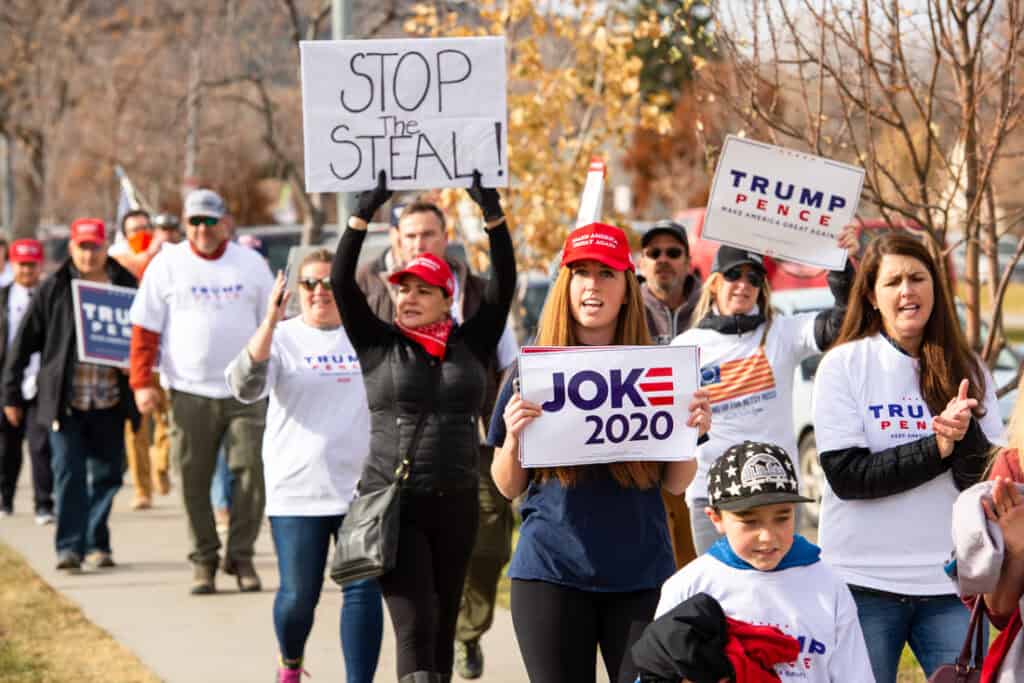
[277,665,308,682]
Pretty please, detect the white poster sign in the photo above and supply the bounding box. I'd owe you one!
[703,135,865,270]
[575,158,606,227]
[300,37,508,192]
[518,345,700,468]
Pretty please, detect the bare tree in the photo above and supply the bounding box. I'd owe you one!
[702,0,1024,378]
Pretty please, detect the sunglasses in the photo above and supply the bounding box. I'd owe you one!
[644,247,685,260]
[722,267,764,288]
[188,216,219,227]
[299,277,332,291]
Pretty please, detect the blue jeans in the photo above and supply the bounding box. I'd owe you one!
[270,515,383,682]
[851,587,979,682]
[49,407,125,557]
[210,444,233,510]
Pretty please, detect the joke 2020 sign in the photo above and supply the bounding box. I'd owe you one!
[300,37,508,192]
[518,346,700,468]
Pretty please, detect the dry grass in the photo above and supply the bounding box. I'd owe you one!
[0,541,160,683]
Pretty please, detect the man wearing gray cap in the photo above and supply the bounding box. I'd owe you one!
[128,188,274,594]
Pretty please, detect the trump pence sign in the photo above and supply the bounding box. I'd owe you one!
[703,135,865,270]
[71,281,136,369]
[518,346,700,468]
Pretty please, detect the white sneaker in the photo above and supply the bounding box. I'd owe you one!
[34,511,55,526]
[0,508,12,518]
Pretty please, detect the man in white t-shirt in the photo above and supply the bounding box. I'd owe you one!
[656,441,875,683]
[128,188,274,596]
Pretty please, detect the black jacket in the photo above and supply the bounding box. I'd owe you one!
[632,592,734,683]
[333,225,516,494]
[0,284,14,368]
[1,258,139,431]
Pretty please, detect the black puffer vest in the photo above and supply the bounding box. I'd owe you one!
[359,330,487,494]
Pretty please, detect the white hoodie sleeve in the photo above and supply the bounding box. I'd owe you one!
[829,584,876,682]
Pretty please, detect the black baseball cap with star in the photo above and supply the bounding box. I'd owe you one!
[707,441,813,512]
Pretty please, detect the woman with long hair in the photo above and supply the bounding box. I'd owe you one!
[333,171,515,683]
[225,249,383,682]
[490,222,712,683]
[812,232,1004,682]
[670,232,858,554]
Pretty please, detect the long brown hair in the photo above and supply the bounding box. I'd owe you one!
[531,266,662,489]
[688,271,775,343]
[834,232,986,417]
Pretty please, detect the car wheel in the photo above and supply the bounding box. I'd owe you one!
[799,430,824,533]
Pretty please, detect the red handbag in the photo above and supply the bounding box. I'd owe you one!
[928,600,985,683]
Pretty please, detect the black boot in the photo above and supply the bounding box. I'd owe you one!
[398,672,441,683]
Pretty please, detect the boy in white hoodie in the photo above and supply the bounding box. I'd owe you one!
[656,441,875,682]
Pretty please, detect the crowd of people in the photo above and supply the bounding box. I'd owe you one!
[0,174,1022,683]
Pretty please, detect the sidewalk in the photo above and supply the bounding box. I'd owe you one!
[0,470,546,682]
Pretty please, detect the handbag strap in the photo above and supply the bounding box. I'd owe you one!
[390,348,438,484]
[956,598,987,670]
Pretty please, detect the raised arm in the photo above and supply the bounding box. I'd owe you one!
[813,226,858,352]
[461,171,517,351]
[331,171,394,352]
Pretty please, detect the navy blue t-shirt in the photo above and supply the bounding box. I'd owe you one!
[489,370,675,592]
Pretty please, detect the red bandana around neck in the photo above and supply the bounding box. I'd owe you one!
[395,318,454,359]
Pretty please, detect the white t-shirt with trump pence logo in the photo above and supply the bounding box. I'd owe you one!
[130,241,274,398]
[812,332,1005,595]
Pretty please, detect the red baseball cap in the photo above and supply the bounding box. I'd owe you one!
[70,218,106,246]
[388,253,455,297]
[9,239,43,264]
[561,222,635,272]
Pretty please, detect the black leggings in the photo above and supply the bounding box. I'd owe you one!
[511,578,659,683]
[380,488,479,678]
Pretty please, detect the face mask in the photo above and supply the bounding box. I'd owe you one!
[127,231,153,254]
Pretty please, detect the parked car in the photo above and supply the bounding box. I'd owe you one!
[780,288,1018,530]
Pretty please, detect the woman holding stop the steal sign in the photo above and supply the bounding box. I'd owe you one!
[490,222,712,683]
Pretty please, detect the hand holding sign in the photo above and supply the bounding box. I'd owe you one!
[836,225,859,264]
[353,170,393,223]
[468,169,503,223]
[503,390,543,441]
[687,389,712,438]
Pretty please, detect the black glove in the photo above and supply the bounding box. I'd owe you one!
[468,170,503,223]
[353,170,392,223]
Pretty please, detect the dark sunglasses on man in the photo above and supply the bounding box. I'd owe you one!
[722,267,764,288]
[298,277,332,292]
[188,216,220,227]
[644,247,685,260]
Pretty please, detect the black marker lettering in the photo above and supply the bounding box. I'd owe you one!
[329,125,361,180]
[413,133,452,180]
[340,53,374,113]
[390,135,414,180]
[355,133,386,181]
[450,131,473,179]
[393,51,431,112]
[436,49,472,112]
[364,52,399,112]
